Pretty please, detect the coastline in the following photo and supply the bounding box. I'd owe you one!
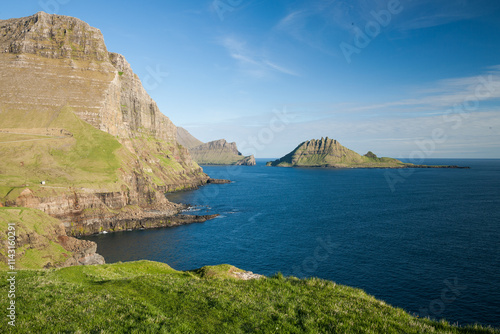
[70,212,220,237]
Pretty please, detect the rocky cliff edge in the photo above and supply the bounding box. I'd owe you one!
[0,12,210,235]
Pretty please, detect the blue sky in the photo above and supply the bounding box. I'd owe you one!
[2,0,500,158]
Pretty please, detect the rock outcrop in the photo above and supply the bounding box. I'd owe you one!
[267,137,468,168]
[0,207,105,269]
[235,155,256,166]
[185,137,256,166]
[0,12,211,235]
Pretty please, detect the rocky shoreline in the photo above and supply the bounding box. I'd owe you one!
[207,178,232,184]
[70,212,219,237]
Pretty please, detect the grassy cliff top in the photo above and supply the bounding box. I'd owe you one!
[0,260,497,333]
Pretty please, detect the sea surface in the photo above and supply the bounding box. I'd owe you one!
[85,159,500,327]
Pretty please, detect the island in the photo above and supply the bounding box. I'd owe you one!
[267,137,468,168]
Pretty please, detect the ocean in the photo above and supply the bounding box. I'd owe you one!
[85,159,500,327]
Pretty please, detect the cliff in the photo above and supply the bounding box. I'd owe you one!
[267,137,409,168]
[176,127,204,149]
[177,128,256,165]
[0,207,104,269]
[0,12,210,234]
[189,139,256,165]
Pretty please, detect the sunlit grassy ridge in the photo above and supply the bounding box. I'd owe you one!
[0,261,498,333]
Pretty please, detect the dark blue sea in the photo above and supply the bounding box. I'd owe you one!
[85,159,500,327]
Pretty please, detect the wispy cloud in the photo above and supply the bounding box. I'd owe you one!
[346,67,500,115]
[395,0,500,32]
[219,36,300,78]
[180,66,500,158]
[274,0,499,54]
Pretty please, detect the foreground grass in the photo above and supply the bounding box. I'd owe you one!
[0,261,498,333]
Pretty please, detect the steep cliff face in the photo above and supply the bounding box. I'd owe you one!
[0,11,108,61]
[267,137,405,168]
[0,12,208,230]
[0,12,182,143]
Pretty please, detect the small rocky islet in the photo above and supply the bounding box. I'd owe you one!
[267,137,469,169]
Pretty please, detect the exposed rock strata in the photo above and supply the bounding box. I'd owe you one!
[70,213,220,237]
[0,12,210,234]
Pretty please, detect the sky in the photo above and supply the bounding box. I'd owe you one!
[2,0,500,158]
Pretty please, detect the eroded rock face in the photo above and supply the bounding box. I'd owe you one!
[0,12,209,231]
[0,12,108,61]
[0,12,179,143]
[56,235,105,266]
[3,208,106,268]
[235,155,256,166]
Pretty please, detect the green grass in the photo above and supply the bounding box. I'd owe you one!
[0,208,74,270]
[0,106,125,196]
[0,261,497,333]
[269,141,407,168]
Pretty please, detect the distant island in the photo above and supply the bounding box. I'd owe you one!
[177,127,256,166]
[267,138,469,169]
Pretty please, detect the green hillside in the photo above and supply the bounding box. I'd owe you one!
[0,106,126,201]
[0,260,498,333]
[0,106,206,204]
[0,207,105,270]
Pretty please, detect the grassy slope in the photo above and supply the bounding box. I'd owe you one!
[0,207,74,270]
[0,207,78,270]
[0,106,126,201]
[0,105,204,202]
[270,142,407,168]
[190,149,245,165]
[0,261,497,333]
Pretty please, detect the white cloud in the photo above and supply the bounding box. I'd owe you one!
[218,36,300,78]
[180,66,500,158]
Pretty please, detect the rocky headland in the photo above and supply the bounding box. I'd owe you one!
[0,12,222,267]
[267,138,469,169]
[176,128,256,166]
